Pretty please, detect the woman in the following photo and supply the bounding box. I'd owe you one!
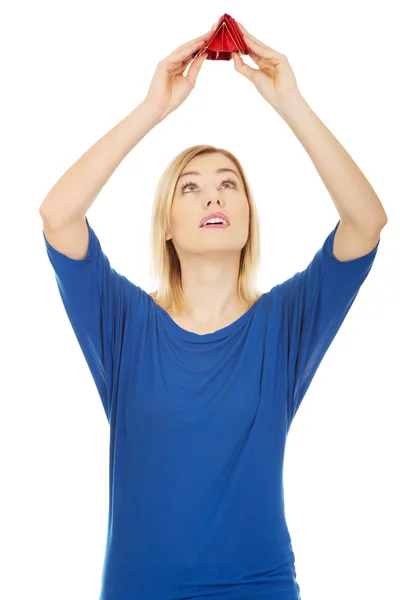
[40,20,386,600]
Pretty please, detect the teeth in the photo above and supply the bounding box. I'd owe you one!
[202,218,228,226]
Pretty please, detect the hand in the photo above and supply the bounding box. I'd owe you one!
[232,22,302,111]
[143,29,213,120]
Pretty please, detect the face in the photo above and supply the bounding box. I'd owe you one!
[166,153,250,260]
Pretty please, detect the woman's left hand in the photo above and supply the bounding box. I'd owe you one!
[232,22,302,111]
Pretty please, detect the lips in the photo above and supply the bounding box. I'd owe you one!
[199,212,230,227]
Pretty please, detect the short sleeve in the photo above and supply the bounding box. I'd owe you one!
[277,220,381,427]
[42,216,144,422]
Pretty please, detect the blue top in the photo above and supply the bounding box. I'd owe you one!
[42,217,379,600]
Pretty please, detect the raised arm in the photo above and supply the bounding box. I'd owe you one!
[39,27,212,230]
[39,102,164,229]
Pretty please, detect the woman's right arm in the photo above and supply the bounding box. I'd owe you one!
[39,29,211,417]
[39,101,165,229]
[39,27,212,229]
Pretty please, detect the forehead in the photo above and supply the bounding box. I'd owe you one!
[178,154,241,182]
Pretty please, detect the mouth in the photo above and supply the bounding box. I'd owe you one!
[199,212,230,228]
[200,223,230,229]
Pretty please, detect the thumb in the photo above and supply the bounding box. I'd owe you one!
[232,52,255,82]
[186,53,208,88]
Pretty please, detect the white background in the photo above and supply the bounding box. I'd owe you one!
[2,1,399,599]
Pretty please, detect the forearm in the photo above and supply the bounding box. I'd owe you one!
[39,100,165,229]
[275,95,388,229]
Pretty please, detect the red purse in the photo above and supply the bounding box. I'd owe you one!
[192,13,250,61]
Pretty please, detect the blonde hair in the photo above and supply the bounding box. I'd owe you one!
[148,145,263,315]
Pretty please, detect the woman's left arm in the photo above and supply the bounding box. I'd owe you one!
[232,22,388,258]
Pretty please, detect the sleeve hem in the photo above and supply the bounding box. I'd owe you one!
[324,220,380,265]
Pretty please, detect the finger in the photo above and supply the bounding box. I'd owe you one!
[242,31,268,52]
[236,22,263,46]
[237,27,267,53]
[243,34,281,61]
[237,22,280,55]
[247,48,263,66]
[232,52,256,82]
[169,55,196,75]
[180,28,213,50]
[186,53,208,87]
[172,37,209,62]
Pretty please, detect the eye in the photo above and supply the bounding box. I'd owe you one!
[180,178,237,194]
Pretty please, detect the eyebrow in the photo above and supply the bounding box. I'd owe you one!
[177,167,240,181]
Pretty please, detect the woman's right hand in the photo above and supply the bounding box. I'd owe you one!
[143,28,213,120]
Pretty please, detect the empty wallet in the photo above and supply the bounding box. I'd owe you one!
[192,13,250,61]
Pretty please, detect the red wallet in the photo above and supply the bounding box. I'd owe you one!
[192,13,250,61]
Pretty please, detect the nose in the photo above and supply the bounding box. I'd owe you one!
[207,198,222,207]
[204,187,224,207]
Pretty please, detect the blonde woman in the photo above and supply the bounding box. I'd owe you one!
[40,20,387,600]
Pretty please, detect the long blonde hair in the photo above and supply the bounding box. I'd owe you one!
[148,145,263,315]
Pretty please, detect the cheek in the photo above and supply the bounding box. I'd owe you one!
[170,211,195,236]
[237,204,250,223]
